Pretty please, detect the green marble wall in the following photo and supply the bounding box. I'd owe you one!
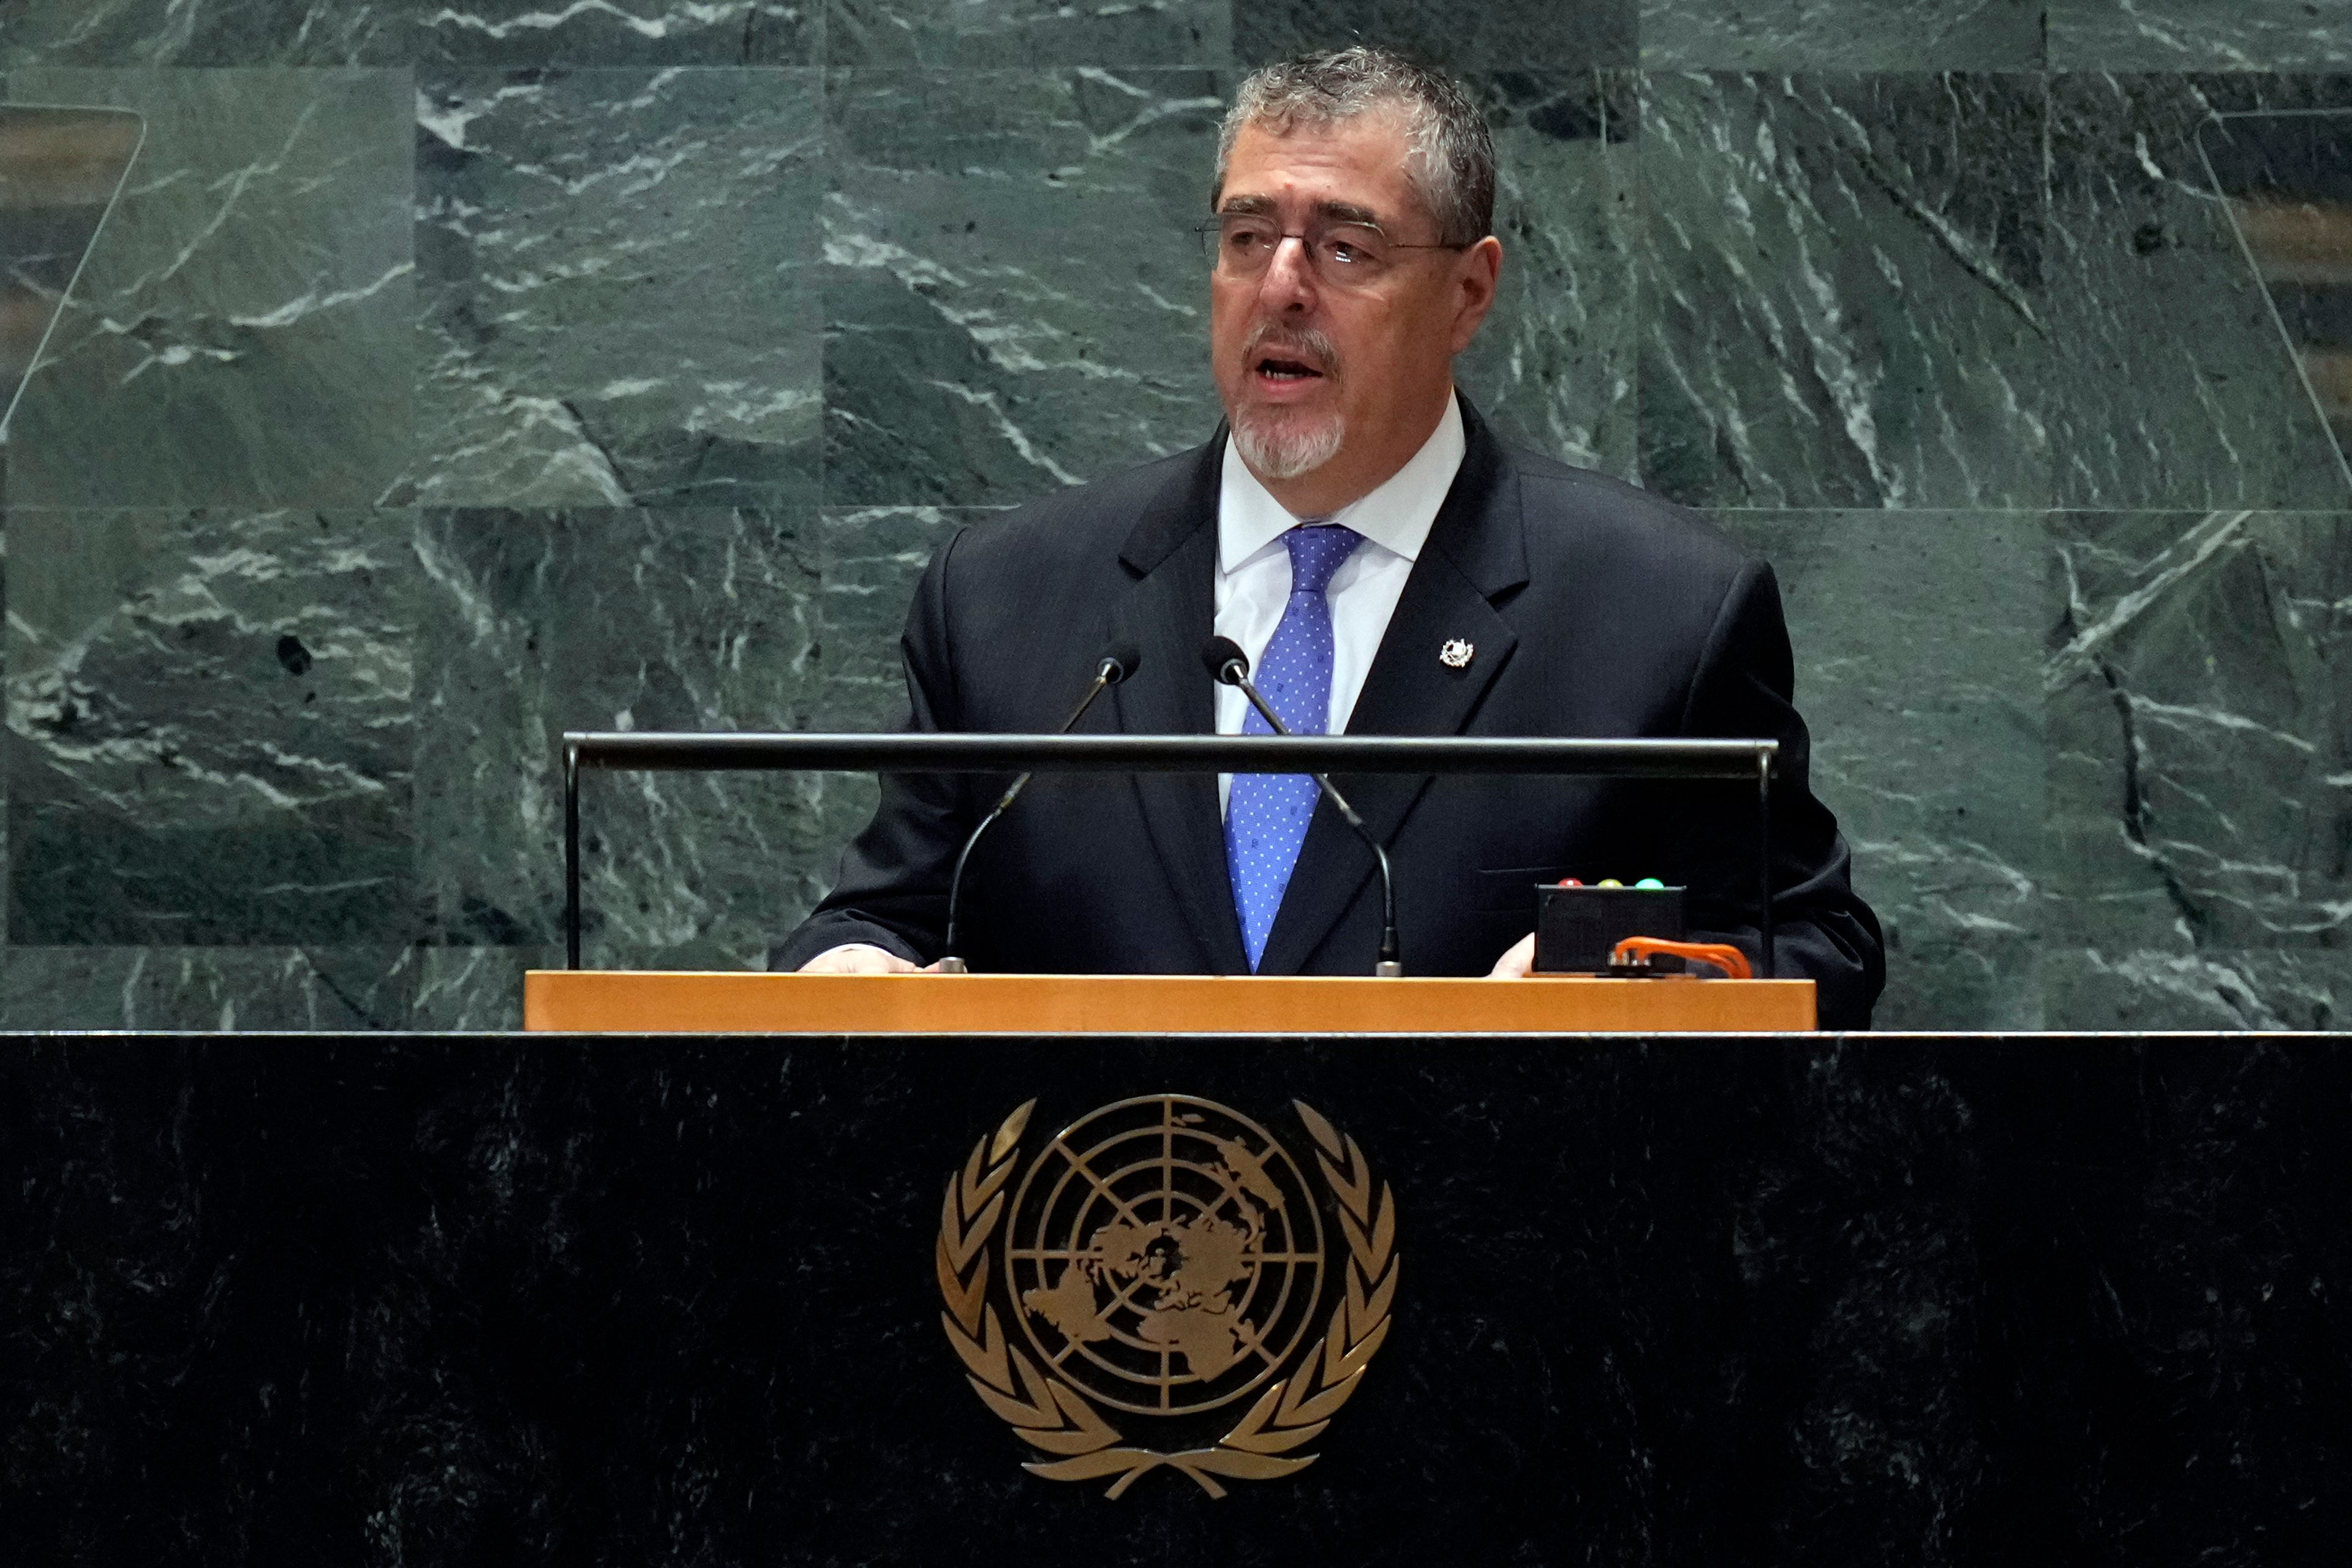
[4,2,2350,1029]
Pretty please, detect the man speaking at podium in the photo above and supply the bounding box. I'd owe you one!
[771,48,1885,1027]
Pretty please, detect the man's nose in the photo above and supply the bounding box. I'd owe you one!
[1256,233,1319,311]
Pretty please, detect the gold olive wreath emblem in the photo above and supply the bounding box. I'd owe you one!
[936,1094,1398,1498]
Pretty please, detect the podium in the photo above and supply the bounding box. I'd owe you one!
[13,1021,2349,1556]
[522,969,1817,1033]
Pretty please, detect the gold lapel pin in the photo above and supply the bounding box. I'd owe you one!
[1439,638,1474,669]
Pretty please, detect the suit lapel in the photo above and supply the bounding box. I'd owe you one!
[1111,435,1250,974]
[1256,400,1529,976]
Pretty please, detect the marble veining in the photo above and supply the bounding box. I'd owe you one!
[1639,72,2049,509]
[418,0,819,66]
[822,68,1227,507]
[2046,74,2352,510]
[1,68,413,508]
[1,944,418,1027]
[2,18,2351,1029]
[0,105,145,439]
[412,506,828,970]
[2049,0,2352,71]
[829,0,1229,68]
[0,1,408,67]
[0,1,816,66]
[410,941,547,1028]
[413,67,822,508]
[7,508,418,946]
[1724,511,2046,1029]
[1235,0,1637,69]
[1455,72,1639,480]
[2046,510,2352,1011]
[813,505,989,727]
[1638,0,2045,70]
[2199,109,2352,486]
[2046,944,2352,1030]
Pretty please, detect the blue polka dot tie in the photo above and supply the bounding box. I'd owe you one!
[1226,524,1364,971]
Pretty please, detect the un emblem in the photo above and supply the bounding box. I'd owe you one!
[936,1095,1400,1498]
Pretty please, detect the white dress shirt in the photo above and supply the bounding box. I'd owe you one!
[805,394,1466,968]
[1214,392,1466,813]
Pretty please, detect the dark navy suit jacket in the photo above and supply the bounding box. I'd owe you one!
[771,401,1885,1028]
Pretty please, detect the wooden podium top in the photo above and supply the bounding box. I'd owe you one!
[523,970,1816,1035]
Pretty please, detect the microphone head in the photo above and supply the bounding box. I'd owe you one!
[1200,635,1248,685]
[1097,640,1143,684]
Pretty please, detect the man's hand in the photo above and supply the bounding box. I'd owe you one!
[1485,932,1536,979]
[799,943,926,974]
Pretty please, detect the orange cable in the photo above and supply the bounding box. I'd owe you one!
[1610,937,1753,980]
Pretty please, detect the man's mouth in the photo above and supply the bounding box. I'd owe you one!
[1254,353,1324,380]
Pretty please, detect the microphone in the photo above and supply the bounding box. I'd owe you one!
[937,641,1142,973]
[1200,635,1403,978]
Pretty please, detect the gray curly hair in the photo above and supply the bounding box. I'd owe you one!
[1213,46,1496,248]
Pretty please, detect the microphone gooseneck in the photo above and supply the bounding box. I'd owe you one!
[938,642,1142,972]
[1199,635,1403,978]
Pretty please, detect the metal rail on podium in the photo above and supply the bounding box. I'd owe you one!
[532,731,1809,1033]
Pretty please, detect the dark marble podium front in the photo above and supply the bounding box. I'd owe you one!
[5,1032,2348,1564]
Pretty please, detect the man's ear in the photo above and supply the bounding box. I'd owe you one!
[1447,235,1504,355]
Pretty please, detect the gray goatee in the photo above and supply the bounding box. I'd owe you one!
[1232,325,1344,480]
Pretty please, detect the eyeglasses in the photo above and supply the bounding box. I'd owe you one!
[1194,213,1468,287]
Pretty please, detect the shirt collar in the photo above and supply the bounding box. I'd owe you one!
[1217,391,1466,574]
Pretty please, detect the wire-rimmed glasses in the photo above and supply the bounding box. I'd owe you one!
[1194,213,1468,287]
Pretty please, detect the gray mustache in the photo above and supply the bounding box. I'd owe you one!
[1243,325,1341,380]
